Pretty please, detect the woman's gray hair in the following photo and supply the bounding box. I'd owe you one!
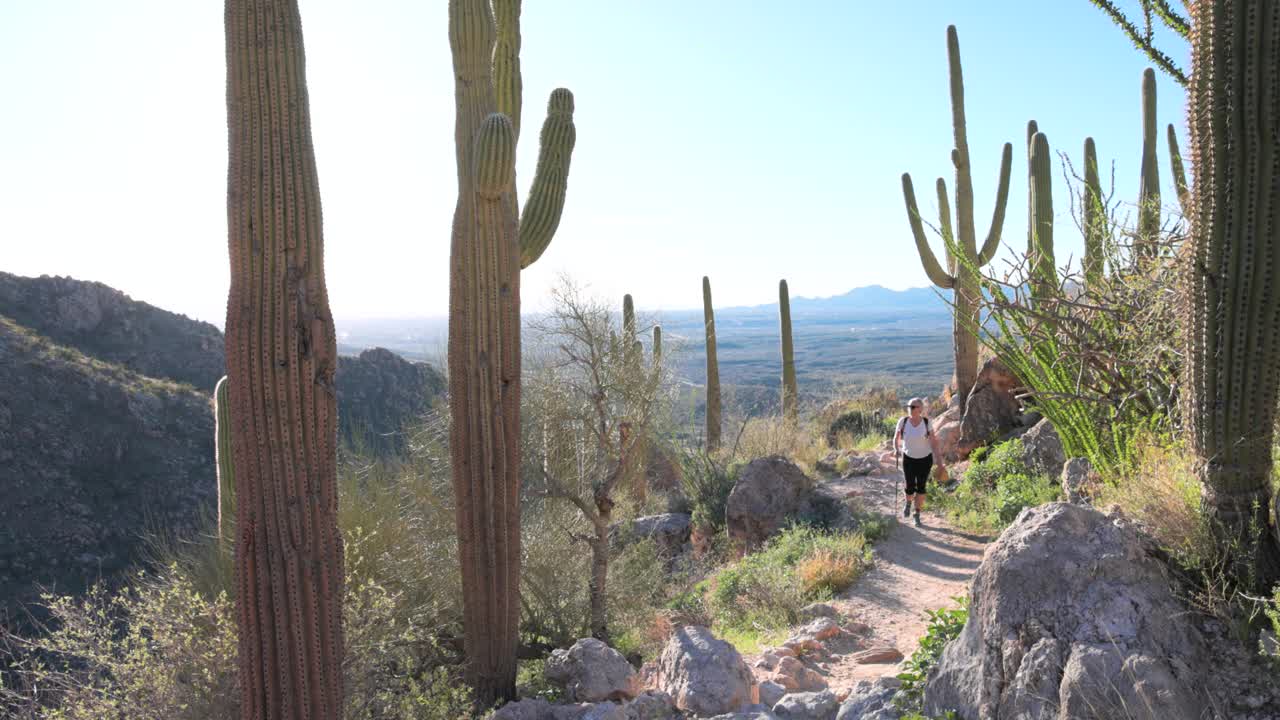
[907,397,925,409]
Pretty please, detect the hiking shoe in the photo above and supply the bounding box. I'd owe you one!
[913,511,922,527]
[904,500,912,517]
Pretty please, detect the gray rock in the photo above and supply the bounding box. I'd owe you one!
[612,513,692,556]
[922,503,1209,719]
[758,681,787,708]
[546,638,641,703]
[490,699,556,720]
[726,456,813,550]
[1060,458,1093,505]
[707,707,779,720]
[773,690,839,719]
[836,678,900,720]
[656,625,759,716]
[952,358,1023,462]
[1020,418,1066,478]
[797,603,840,623]
[623,691,681,720]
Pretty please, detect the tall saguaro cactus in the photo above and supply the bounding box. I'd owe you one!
[224,1,344,717]
[702,276,721,452]
[1183,0,1280,577]
[902,25,1013,410]
[779,279,798,423]
[1028,132,1055,299]
[1082,138,1105,288]
[652,325,662,365]
[1137,68,1162,260]
[213,376,235,548]
[447,0,576,703]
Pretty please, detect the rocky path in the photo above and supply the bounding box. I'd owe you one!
[748,457,990,698]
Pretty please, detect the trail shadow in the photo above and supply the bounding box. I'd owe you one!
[915,523,992,544]
[874,526,983,580]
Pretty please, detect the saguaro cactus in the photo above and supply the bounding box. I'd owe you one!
[1082,138,1105,288]
[1166,123,1190,216]
[447,0,576,703]
[652,325,662,365]
[213,376,235,547]
[1028,131,1055,298]
[1183,0,1280,576]
[1137,68,1161,260]
[779,279,798,423]
[702,276,721,452]
[224,1,344,717]
[902,25,1013,410]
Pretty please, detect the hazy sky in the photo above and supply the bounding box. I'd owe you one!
[0,1,1188,327]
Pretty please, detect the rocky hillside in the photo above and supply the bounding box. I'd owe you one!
[0,273,445,623]
[0,315,216,622]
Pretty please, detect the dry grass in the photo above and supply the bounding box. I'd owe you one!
[728,415,829,473]
[798,549,860,598]
[1099,440,1212,566]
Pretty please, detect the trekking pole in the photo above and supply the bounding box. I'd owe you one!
[894,445,901,521]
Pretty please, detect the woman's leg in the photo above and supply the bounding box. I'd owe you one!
[914,455,934,511]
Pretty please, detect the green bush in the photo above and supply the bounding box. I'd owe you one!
[680,451,739,532]
[896,597,969,714]
[826,409,892,447]
[929,439,1059,534]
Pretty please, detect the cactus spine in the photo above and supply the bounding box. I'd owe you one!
[779,279,798,423]
[902,25,1013,410]
[213,376,235,548]
[1083,138,1105,288]
[447,0,576,702]
[1028,132,1055,298]
[1183,0,1280,575]
[224,1,344,717]
[702,276,721,452]
[1137,68,1162,261]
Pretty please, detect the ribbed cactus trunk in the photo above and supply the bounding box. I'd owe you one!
[652,325,662,365]
[779,279,798,423]
[1184,0,1280,578]
[214,376,235,548]
[702,276,721,452]
[224,2,344,718]
[901,25,1012,413]
[1028,132,1055,299]
[1082,138,1105,288]
[1137,68,1162,262]
[447,0,576,704]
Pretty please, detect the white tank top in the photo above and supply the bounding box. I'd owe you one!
[900,417,932,459]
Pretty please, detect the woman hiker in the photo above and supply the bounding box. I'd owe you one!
[894,397,944,526]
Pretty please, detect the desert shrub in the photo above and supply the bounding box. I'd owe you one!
[706,527,872,631]
[519,499,592,649]
[929,439,1058,534]
[730,415,828,473]
[826,409,892,448]
[679,450,739,532]
[895,597,969,714]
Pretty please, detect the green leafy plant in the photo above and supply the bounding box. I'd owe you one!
[680,451,739,533]
[929,440,1059,533]
[896,597,969,713]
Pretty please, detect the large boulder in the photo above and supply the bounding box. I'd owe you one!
[1020,418,1065,478]
[952,358,1023,461]
[772,690,839,719]
[726,456,813,550]
[546,638,641,703]
[490,700,625,720]
[923,503,1209,719]
[836,678,901,720]
[612,514,692,557]
[623,691,682,720]
[655,625,758,716]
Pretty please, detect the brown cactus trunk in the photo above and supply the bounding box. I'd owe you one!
[224,1,344,718]
[1184,0,1280,582]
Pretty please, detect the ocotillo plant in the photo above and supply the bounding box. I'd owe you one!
[447,0,576,703]
[1082,138,1106,288]
[1182,0,1280,578]
[213,376,234,548]
[902,25,1013,410]
[1028,131,1055,299]
[1137,68,1161,261]
[779,279,798,423]
[702,276,721,452]
[224,1,344,717]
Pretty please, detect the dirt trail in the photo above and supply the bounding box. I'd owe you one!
[748,459,990,695]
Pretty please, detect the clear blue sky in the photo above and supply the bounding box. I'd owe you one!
[0,1,1188,326]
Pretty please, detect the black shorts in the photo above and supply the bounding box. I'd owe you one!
[903,454,933,495]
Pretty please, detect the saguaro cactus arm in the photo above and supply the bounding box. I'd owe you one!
[519,88,576,268]
[1166,123,1190,216]
[1083,137,1106,287]
[902,173,956,290]
[976,143,1014,265]
[779,279,798,423]
[1029,131,1056,294]
[214,375,235,546]
[702,276,721,452]
[1137,68,1162,259]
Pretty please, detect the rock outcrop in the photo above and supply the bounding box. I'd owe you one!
[655,625,759,716]
[1019,418,1065,478]
[951,358,1024,461]
[0,316,215,622]
[612,513,692,557]
[726,456,814,550]
[334,346,445,456]
[546,638,642,703]
[923,503,1209,719]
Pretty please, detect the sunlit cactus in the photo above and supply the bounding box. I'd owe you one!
[1082,138,1106,288]
[702,276,721,452]
[213,375,235,547]
[901,25,1013,410]
[1182,0,1280,579]
[1166,123,1190,216]
[779,279,798,423]
[652,325,662,365]
[1028,131,1055,299]
[1137,68,1161,261]
[224,1,344,716]
[446,0,577,703]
